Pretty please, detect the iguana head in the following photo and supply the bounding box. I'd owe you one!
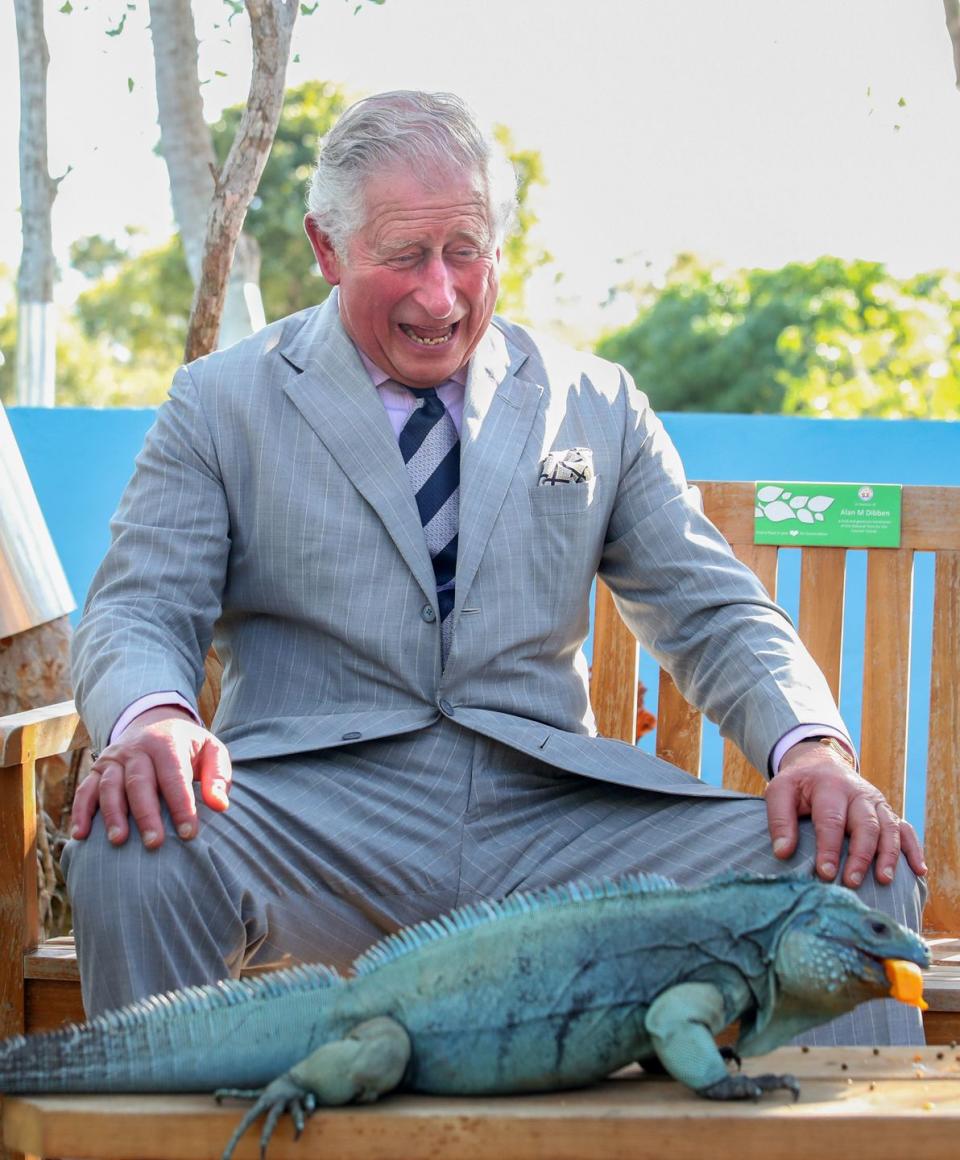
[738,882,930,1055]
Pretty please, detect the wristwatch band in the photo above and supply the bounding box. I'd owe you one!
[807,735,857,767]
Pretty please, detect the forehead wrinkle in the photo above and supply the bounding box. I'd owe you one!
[365,198,491,242]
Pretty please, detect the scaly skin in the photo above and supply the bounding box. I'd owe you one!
[0,873,930,1160]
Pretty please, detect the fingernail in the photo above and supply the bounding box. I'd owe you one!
[107,826,122,843]
[773,838,790,857]
[210,782,229,808]
[142,830,159,846]
[70,826,81,839]
[879,865,894,882]
[820,861,836,878]
[177,822,194,840]
[848,870,863,886]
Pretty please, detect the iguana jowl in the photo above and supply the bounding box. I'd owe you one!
[0,873,929,1159]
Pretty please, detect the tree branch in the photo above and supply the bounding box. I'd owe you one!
[184,0,298,362]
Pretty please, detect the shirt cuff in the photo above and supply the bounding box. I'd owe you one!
[770,725,857,776]
[110,692,201,744]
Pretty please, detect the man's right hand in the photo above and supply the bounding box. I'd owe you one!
[70,707,232,848]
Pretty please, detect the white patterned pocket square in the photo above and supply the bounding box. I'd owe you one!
[538,447,594,486]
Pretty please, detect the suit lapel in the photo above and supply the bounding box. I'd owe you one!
[278,296,437,602]
[455,324,541,618]
[277,302,542,622]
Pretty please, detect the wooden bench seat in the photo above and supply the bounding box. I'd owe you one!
[5,1047,960,1160]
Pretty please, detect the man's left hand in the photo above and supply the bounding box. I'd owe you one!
[766,740,927,887]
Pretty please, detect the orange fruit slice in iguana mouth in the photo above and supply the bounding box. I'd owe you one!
[884,959,928,1010]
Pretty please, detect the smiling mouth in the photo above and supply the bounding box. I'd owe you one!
[399,322,458,347]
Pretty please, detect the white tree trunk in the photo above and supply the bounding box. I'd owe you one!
[946,0,960,90]
[15,301,57,406]
[148,0,265,349]
[14,0,57,406]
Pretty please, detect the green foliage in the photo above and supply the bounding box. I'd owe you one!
[493,124,552,323]
[596,255,960,418]
[59,238,193,405]
[69,234,129,281]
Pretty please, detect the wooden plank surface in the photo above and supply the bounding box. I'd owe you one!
[721,738,766,796]
[928,938,960,964]
[23,938,80,981]
[925,550,960,936]
[0,749,38,1042]
[926,964,960,1013]
[859,550,914,813]
[24,979,86,1036]
[798,547,846,702]
[655,672,702,777]
[589,581,638,744]
[5,1048,960,1160]
[719,541,777,795]
[0,702,86,766]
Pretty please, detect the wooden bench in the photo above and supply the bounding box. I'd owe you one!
[5,1046,960,1159]
[2,479,959,1156]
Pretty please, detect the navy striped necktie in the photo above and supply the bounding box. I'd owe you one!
[397,385,459,662]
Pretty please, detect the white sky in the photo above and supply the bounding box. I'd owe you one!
[1,0,959,335]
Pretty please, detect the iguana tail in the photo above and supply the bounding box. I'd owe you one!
[0,963,345,1093]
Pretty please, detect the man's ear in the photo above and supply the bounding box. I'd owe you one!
[304,215,342,285]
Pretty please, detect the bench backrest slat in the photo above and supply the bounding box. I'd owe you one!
[861,550,914,812]
[798,548,846,702]
[654,673,702,778]
[926,550,960,934]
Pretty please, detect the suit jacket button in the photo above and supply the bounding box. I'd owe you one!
[342,731,362,740]
[421,605,437,623]
[438,699,454,717]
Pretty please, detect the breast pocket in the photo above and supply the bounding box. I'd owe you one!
[529,476,599,517]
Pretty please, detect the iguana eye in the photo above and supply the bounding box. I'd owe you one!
[870,920,889,936]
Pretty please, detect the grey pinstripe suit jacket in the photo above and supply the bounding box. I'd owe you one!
[72,291,847,800]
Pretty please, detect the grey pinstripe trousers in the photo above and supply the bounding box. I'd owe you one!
[62,719,925,1045]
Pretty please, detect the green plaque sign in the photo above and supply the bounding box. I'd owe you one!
[754,482,902,547]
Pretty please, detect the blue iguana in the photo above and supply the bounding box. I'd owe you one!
[0,873,929,1160]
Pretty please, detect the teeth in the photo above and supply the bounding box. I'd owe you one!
[401,325,453,346]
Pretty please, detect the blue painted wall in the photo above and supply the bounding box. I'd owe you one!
[8,407,958,832]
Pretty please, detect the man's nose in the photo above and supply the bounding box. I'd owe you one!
[415,256,456,318]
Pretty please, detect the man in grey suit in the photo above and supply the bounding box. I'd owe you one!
[64,91,925,1045]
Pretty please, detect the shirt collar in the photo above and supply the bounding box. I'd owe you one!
[357,347,469,389]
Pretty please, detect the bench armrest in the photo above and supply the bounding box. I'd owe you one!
[0,701,88,768]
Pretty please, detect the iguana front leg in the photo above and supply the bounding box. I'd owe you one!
[644,983,797,1101]
[216,1015,411,1160]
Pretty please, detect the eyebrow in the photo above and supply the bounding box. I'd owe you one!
[379,230,489,256]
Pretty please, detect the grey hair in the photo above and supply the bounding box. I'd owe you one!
[306,90,518,256]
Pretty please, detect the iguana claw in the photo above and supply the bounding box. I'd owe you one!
[216,1076,318,1160]
[699,1072,800,1102]
[718,1045,742,1070]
